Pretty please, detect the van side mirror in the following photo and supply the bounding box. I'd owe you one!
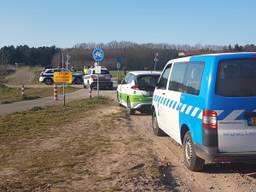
[155,81,160,89]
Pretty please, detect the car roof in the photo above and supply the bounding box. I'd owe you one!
[167,52,256,64]
[90,67,108,70]
[129,71,161,76]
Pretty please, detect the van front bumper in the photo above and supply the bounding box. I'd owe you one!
[194,144,256,163]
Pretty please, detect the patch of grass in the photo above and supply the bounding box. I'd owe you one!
[0,96,111,143]
[0,85,79,104]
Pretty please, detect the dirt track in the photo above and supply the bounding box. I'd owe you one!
[131,114,256,192]
[1,90,256,191]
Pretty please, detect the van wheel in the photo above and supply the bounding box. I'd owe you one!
[152,110,166,136]
[127,98,135,115]
[183,132,205,171]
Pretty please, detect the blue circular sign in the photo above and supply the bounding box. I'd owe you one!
[92,48,104,61]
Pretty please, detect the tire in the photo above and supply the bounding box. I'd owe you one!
[44,78,53,85]
[183,131,205,171]
[83,84,87,89]
[127,98,135,115]
[152,109,166,136]
[74,77,83,84]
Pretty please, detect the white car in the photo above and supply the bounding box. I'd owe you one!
[117,71,160,115]
[83,67,113,89]
[39,68,83,85]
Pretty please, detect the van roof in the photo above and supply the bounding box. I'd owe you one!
[167,52,256,64]
[129,71,161,76]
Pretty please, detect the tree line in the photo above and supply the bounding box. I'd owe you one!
[1,42,256,71]
[0,45,59,68]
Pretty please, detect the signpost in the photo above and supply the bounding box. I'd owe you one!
[153,52,159,71]
[116,62,121,83]
[53,71,72,106]
[92,48,104,97]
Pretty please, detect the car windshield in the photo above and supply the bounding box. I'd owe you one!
[92,69,110,74]
[216,58,256,97]
[137,74,160,91]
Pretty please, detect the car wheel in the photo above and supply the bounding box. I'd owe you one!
[152,109,166,136]
[74,77,83,84]
[44,78,53,85]
[83,84,87,89]
[183,131,205,171]
[127,98,135,115]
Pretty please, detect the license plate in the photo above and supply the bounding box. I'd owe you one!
[248,117,256,126]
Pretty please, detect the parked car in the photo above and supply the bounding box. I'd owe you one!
[39,68,83,85]
[117,71,160,115]
[152,52,256,171]
[83,67,113,90]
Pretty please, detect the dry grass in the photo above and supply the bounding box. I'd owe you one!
[0,84,79,104]
[0,97,173,191]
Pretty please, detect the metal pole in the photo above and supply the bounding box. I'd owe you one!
[61,49,65,106]
[154,61,156,71]
[117,68,120,84]
[63,84,65,106]
[97,61,99,97]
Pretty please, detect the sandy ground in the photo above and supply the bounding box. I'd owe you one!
[1,91,256,191]
[0,103,189,191]
[130,114,256,192]
[4,66,43,85]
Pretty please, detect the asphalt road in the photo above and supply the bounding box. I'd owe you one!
[0,88,116,116]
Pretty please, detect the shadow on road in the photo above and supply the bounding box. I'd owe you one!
[204,163,256,174]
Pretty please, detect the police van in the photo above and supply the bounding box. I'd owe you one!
[152,52,256,171]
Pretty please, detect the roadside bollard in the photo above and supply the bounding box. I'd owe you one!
[54,84,58,101]
[21,84,25,96]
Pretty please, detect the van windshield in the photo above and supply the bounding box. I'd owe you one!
[216,58,256,97]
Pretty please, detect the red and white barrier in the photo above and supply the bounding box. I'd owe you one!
[54,84,58,100]
[21,85,25,96]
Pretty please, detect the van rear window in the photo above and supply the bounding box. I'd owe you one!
[216,59,256,97]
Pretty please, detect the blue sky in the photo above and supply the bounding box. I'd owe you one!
[0,0,255,47]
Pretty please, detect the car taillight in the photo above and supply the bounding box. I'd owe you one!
[131,84,139,90]
[202,110,217,129]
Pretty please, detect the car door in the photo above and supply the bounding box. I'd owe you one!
[154,64,172,130]
[118,73,132,105]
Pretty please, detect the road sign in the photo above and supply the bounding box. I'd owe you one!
[95,66,101,74]
[153,52,159,70]
[92,48,104,61]
[154,52,159,63]
[53,72,72,84]
[117,62,121,69]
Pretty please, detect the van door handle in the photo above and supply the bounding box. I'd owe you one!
[162,92,166,95]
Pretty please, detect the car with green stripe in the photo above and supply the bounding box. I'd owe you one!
[117,71,161,115]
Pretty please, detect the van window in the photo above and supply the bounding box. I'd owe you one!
[216,59,256,97]
[183,62,204,95]
[168,63,187,92]
[157,64,172,89]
